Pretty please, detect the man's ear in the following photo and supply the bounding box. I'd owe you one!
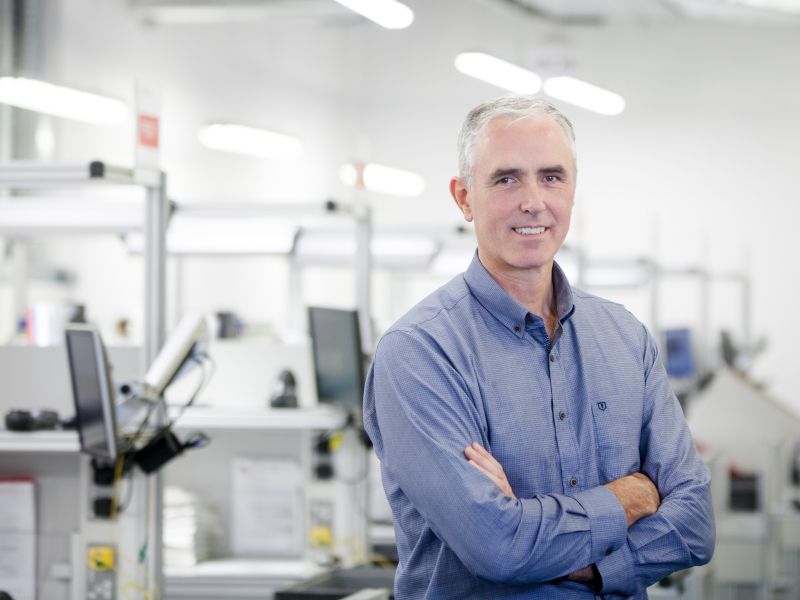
[450,177,473,222]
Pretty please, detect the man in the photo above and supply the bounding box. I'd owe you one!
[363,95,714,598]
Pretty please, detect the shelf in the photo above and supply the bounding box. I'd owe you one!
[0,430,79,453]
[165,558,327,598]
[170,406,349,431]
[0,160,158,188]
[166,558,326,580]
[0,406,348,452]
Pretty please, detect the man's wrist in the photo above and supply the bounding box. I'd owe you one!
[591,563,603,592]
[567,564,601,587]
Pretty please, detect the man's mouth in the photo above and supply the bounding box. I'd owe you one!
[513,226,547,235]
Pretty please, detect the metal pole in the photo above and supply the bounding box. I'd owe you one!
[649,260,660,343]
[143,171,168,364]
[0,0,14,162]
[143,171,167,598]
[698,269,710,366]
[354,203,373,353]
[741,275,752,352]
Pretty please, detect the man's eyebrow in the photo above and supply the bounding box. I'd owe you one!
[487,167,525,182]
[539,165,568,175]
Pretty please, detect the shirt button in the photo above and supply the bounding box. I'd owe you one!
[605,547,613,556]
[549,355,555,363]
[559,411,566,421]
[514,325,521,332]
[570,478,578,487]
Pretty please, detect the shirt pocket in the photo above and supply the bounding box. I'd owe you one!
[591,399,641,483]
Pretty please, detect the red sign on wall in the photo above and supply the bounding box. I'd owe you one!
[138,114,160,149]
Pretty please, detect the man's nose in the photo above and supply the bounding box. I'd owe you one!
[520,183,546,213]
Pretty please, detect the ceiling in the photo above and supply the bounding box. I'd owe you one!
[132,0,800,26]
[495,0,800,24]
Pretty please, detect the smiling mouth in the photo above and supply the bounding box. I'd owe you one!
[513,226,547,235]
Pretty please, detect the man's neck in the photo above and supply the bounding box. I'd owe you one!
[481,257,556,320]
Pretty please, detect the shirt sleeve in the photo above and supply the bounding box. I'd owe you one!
[596,327,716,595]
[364,329,628,584]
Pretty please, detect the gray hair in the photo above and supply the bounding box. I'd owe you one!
[457,95,576,189]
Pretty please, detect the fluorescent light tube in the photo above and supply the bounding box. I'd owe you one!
[430,248,475,276]
[339,162,425,197]
[197,124,302,159]
[727,0,800,14]
[543,76,625,116]
[294,230,437,267]
[332,0,414,29]
[339,163,359,188]
[582,263,650,288]
[126,217,297,255]
[0,197,142,233]
[454,52,542,94]
[0,77,128,124]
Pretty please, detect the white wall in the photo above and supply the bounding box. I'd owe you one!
[13,0,800,409]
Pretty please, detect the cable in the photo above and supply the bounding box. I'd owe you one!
[125,400,158,452]
[109,453,126,520]
[115,467,137,513]
[164,352,215,429]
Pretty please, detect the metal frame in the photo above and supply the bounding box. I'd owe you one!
[0,159,168,599]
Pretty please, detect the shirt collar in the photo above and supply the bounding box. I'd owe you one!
[463,251,576,338]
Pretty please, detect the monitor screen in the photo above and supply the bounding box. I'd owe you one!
[308,307,365,411]
[65,325,118,463]
[663,328,695,378]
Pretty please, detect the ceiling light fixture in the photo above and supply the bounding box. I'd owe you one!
[293,230,437,267]
[454,52,542,94]
[0,77,128,124]
[726,0,800,15]
[331,0,414,29]
[339,162,425,197]
[197,124,302,159]
[543,76,625,116]
[126,217,297,255]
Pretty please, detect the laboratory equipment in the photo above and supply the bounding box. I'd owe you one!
[141,312,209,402]
[65,323,120,464]
[308,307,366,412]
[663,328,695,379]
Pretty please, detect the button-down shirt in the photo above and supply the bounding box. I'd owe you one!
[363,253,715,599]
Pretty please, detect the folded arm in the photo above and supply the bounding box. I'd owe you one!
[364,330,629,584]
[594,329,715,596]
[466,442,662,588]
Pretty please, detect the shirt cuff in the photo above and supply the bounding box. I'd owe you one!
[597,540,637,595]
[573,485,628,563]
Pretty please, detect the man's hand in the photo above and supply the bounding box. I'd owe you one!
[604,472,661,527]
[464,442,517,500]
[567,565,602,591]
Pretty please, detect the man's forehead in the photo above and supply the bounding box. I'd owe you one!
[479,113,565,142]
[474,114,574,169]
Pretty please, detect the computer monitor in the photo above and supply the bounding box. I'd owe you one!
[663,328,695,378]
[308,307,366,411]
[65,324,119,463]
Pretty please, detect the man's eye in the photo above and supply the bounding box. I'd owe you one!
[544,175,561,183]
[496,176,516,185]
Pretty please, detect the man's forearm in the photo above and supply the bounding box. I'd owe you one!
[604,472,660,526]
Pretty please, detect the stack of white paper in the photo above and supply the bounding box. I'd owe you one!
[0,478,35,600]
[163,486,222,567]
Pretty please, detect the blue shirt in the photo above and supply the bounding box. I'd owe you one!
[363,253,715,599]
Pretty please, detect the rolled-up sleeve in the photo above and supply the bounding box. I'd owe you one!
[364,329,628,584]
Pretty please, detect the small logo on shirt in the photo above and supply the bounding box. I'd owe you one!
[597,401,607,411]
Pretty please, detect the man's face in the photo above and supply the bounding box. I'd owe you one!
[451,115,576,280]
